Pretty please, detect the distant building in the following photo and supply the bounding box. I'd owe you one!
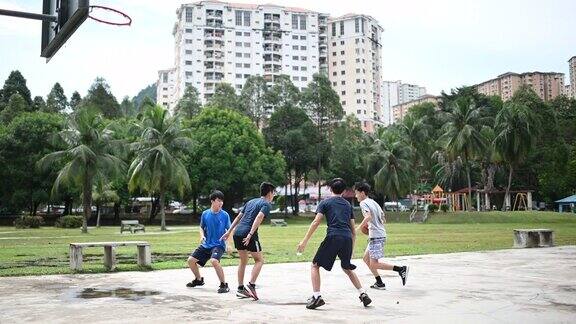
[569,56,576,98]
[392,94,440,123]
[475,71,565,102]
[382,80,427,125]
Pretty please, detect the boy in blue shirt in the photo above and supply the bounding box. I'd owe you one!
[187,190,231,293]
[297,178,372,309]
[221,182,275,300]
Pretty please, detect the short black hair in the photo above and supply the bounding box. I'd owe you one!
[329,178,346,195]
[354,182,371,194]
[260,182,275,196]
[209,190,224,201]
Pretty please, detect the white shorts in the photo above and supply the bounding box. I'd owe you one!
[366,237,386,260]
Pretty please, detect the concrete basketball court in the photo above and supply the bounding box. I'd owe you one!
[1,246,575,323]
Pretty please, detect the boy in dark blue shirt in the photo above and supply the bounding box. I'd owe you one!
[187,190,231,293]
[297,178,372,309]
[221,182,275,301]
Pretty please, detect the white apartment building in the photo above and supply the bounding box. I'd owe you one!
[157,69,176,108]
[327,14,384,133]
[382,80,427,125]
[157,1,329,112]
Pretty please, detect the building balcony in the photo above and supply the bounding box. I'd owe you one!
[264,36,282,43]
[263,23,281,31]
[263,46,281,53]
[204,65,224,72]
[206,11,223,18]
[264,14,280,22]
[206,20,223,28]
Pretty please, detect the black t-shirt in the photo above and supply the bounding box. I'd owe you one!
[316,196,354,238]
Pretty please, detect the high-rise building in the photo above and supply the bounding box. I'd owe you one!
[569,56,576,98]
[475,71,565,102]
[157,1,329,113]
[382,80,427,125]
[327,14,383,133]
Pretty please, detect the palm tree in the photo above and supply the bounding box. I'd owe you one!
[38,107,125,233]
[494,102,539,210]
[398,114,432,190]
[365,129,413,205]
[129,104,193,231]
[437,101,488,211]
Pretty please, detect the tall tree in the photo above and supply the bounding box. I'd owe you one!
[92,178,119,228]
[32,96,47,112]
[301,73,344,199]
[1,70,32,107]
[38,108,125,233]
[1,93,28,124]
[69,91,82,112]
[264,105,317,214]
[120,96,136,117]
[328,115,366,187]
[174,85,202,118]
[45,82,68,113]
[265,75,300,110]
[129,104,193,231]
[206,83,241,111]
[240,76,268,128]
[494,101,539,210]
[0,112,64,215]
[83,77,122,118]
[437,101,488,211]
[187,107,285,213]
[366,129,413,204]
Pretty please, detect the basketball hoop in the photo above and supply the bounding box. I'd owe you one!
[88,5,131,26]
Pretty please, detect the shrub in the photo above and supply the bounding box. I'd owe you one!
[55,215,83,228]
[427,204,438,213]
[440,204,449,213]
[14,216,44,229]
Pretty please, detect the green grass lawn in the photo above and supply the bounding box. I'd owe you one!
[1,211,575,276]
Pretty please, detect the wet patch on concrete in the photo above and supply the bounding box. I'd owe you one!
[76,288,160,301]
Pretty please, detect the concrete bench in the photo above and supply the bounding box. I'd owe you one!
[69,241,151,271]
[120,220,145,233]
[270,219,287,227]
[513,229,554,248]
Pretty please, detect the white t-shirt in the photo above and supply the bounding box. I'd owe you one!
[360,198,386,238]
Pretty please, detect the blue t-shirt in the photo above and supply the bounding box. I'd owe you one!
[200,209,231,249]
[234,197,271,237]
[316,196,354,238]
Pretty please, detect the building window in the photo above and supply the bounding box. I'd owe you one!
[340,51,345,55]
[235,42,242,47]
[342,101,346,105]
[301,56,307,61]
[236,73,242,78]
[293,56,299,60]
[293,45,299,50]
[332,71,337,76]
[185,72,193,77]
[355,18,359,32]
[300,46,307,50]
[162,73,168,82]
[332,51,336,56]
[185,50,192,54]
[185,39,193,44]
[292,35,299,40]
[341,80,345,85]
[185,28,193,33]
[300,15,306,30]
[185,61,192,65]
[293,66,299,71]
[236,31,242,36]
[341,60,345,65]
[293,76,299,81]
[244,53,251,58]
[235,63,242,67]
[235,10,251,26]
[341,71,345,75]
[244,32,250,36]
[235,52,242,57]
[340,21,344,35]
[244,11,251,26]
[332,23,336,36]
[185,7,193,22]
[244,42,250,47]
[300,36,306,40]
[341,91,346,95]
[244,63,250,68]
[340,40,344,45]
[301,76,307,81]
[301,66,307,71]
[235,10,242,26]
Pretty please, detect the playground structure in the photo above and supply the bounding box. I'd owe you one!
[412,185,534,212]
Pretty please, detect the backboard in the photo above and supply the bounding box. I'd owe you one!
[41,0,89,61]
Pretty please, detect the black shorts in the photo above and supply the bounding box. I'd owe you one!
[190,246,225,267]
[233,234,262,252]
[313,235,356,271]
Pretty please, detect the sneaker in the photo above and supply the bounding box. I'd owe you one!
[399,266,409,286]
[218,283,230,293]
[306,296,325,309]
[370,281,386,290]
[236,286,254,299]
[359,292,372,307]
[186,277,204,288]
[247,282,259,301]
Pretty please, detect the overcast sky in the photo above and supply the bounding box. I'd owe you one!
[1,0,575,100]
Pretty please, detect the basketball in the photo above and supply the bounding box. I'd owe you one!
[361,223,369,235]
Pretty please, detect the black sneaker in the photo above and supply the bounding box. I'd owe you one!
[399,266,409,286]
[236,286,254,299]
[306,296,325,309]
[186,277,204,287]
[370,281,386,290]
[359,292,372,307]
[218,283,230,293]
[247,282,258,300]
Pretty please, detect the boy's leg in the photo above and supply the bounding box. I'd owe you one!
[342,268,362,290]
[338,237,372,307]
[211,258,225,283]
[363,250,380,277]
[187,256,202,279]
[249,251,264,284]
[368,238,409,286]
[311,263,321,292]
[237,249,249,286]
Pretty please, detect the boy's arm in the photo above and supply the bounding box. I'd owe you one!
[350,218,357,253]
[355,208,372,232]
[297,213,324,253]
[242,212,265,245]
[221,212,243,240]
[199,215,206,242]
